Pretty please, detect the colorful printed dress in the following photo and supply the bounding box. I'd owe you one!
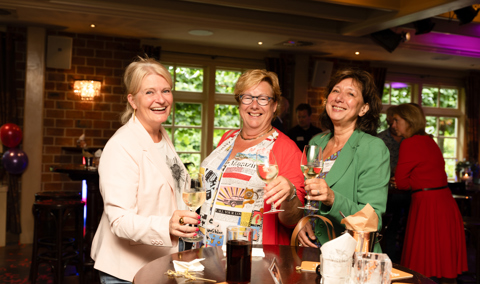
[198,129,305,246]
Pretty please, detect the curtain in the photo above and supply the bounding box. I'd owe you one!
[0,31,21,234]
[465,71,480,162]
[368,67,387,99]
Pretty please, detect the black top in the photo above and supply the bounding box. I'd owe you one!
[287,124,323,151]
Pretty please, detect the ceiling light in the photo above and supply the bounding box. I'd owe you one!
[454,6,479,25]
[188,30,213,36]
[413,18,435,35]
[355,51,360,55]
[90,24,96,28]
[258,42,263,45]
[371,29,404,53]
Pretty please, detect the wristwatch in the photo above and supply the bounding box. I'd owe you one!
[288,185,297,201]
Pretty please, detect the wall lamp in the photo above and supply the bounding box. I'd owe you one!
[454,6,479,25]
[74,80,101,101]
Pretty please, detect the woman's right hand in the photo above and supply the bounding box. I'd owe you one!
[298,221,318,248]
[169,210,200,238]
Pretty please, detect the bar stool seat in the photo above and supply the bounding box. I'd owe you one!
[30,194,85,284]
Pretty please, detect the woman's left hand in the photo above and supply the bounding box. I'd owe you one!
[305,178,335,207]
[264,176,294,208]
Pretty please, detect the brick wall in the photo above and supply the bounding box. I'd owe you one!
[42,31,141,191]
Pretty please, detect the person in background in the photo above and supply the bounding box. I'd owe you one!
[287,103,323,151]
[377,105,409,263]
[91,57,198,283]
[198,69,305,246]
[271,96,290,133]
[297,68,389,251]
[392,103,467,284]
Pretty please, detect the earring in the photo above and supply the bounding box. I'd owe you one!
[133,109,136,122]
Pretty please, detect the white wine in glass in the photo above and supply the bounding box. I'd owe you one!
[298,145,323,210]
[181,175,206,242]
[256,149,284,214]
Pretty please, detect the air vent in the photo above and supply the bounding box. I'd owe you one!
[277,40,314,47]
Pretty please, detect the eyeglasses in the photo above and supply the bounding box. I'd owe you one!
[239,95,274,106]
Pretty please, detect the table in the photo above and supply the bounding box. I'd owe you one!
[133,245,436,284]
[50,164,103,283]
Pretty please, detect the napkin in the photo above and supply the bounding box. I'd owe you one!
[173,258,205,272]
[320,232,357,259]
[340,203,378,232]
[221,245,265,257]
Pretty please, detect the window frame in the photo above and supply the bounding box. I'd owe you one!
[383,74,466,181]
[160,54,263,169]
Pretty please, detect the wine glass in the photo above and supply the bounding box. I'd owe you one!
[298,145,323,210]
[256,149,284,214]
[181,174,206,242]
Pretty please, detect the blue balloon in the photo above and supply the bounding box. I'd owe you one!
[2,148,29,174]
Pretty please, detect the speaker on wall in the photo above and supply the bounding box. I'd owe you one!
[311,60,333,88]
[46,36,73,69]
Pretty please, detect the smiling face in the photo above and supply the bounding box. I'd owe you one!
[239,81,278,134]
[391,114,411,138]
[127,73,173,138]
[325,78,369,129]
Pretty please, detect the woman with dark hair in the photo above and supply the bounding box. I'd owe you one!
[297,68,389,252]
[392,103,467,284]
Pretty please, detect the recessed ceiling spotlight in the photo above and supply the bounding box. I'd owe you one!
[355,51,360,55]
[91,24,96,28]
[258,42,263,45]
[188,30,214,36]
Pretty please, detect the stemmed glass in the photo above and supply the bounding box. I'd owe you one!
[181,174,206,242]
[256,149,284,214]
[298,145,323,210]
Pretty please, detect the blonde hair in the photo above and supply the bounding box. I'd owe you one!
[120,57,173,124]
[393,103,427,137]
[234,69,282,117]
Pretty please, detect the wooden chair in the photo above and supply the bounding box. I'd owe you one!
[291,215,336,246]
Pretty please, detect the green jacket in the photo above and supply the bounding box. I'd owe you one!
[309,129,390,252]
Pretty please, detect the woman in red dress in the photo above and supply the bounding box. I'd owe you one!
[392,103,467,284]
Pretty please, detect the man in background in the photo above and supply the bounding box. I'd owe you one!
[287,103,322,151]
[377,105,409,264]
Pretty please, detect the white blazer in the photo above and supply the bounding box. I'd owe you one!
[91,117,186,281]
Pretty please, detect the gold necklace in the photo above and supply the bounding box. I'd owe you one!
[239,127,273,141]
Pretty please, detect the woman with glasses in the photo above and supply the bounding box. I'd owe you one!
[197,69,306,246]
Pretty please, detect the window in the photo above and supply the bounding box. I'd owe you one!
[382,82,412,105]
[380,80,464,180]
[161,59,261,175]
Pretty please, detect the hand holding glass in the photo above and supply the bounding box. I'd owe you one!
[298,145,323,210]
[256,149,283,214]
[181,175,206,242]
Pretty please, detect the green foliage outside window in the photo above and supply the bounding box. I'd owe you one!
[425,116,458,178]
[382,83,411,104]
[174,67,203,92]
[175,102,202,126]
[378,113,388,133]
[216,70,242,94]
[213,104,241,148]
[422,86,458,108]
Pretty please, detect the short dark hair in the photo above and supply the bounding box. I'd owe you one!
[320,68,382,136]
[296,103,312,116]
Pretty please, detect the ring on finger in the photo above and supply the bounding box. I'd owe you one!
[179,217,185,225]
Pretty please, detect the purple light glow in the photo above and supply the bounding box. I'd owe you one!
[391,82,409,89]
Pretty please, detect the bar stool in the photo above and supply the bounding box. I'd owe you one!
[30,193,85,284]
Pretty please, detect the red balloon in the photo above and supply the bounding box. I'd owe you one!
[0,123,23,148]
